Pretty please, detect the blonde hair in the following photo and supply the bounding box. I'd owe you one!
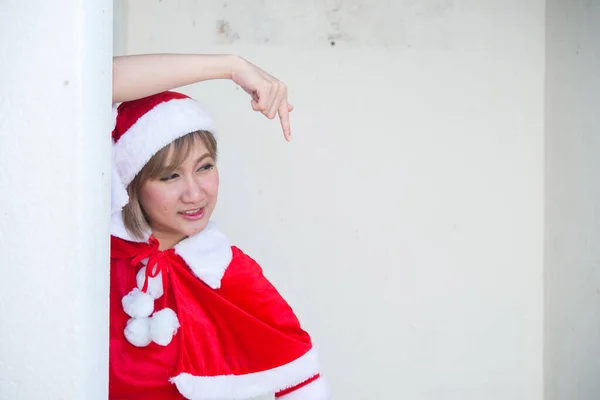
[122,130,217,239]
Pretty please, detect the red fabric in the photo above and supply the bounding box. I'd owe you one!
[275,374,321,397]
[109,236,314,399]
[112,91,189,142]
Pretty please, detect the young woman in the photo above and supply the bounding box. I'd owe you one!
[110,54,328,399]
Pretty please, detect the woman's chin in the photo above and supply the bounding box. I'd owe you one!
[180,219,210,237]
[153,213,213,247]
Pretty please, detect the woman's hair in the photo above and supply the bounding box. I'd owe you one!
[122,130,217,239]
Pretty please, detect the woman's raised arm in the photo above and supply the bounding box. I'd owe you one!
[113,54,293,140]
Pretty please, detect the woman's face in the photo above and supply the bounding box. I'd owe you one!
[139,137,218,249]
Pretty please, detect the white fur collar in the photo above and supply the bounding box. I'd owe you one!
[111,212,232,289]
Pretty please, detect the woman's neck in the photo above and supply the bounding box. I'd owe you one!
[151,231,186,251]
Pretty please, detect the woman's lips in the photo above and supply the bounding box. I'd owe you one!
[179,207,205,220]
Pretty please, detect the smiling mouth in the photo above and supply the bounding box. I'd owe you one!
[179,207,205,218]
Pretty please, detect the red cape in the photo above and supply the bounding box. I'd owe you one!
[109,236,320,400]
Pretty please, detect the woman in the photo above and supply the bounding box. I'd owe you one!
[110,54,328,399]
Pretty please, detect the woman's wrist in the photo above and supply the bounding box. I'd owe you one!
[226,54,247,82]
[192,54,239,81]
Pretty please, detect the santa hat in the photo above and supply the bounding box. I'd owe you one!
[111,91,215,214]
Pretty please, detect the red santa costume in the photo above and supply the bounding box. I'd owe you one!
[109,92,329,399]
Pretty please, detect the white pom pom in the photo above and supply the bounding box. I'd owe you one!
[121,288,154,318]
[124,317,151,347]
[150,308,180,346]
[136,266,164,299]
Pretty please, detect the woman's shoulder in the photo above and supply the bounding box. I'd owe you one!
[229,246,264,273]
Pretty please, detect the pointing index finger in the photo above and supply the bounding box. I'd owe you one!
[278,101,292,141]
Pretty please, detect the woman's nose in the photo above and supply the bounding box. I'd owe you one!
[181,176,203,203]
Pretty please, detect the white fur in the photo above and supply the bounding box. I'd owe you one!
[111,103,130,214]
[111,214,232,288]
[111,157,130,215]
[150,308,180,346]
[170,348,321,400]
[113,98,216,185]
[174,222,232,289]
[136,266,164,299]
[121,288,154,318]
[111,211,150,242]
[124,317,151,347]
[275,377,330,400]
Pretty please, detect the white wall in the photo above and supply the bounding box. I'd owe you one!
[0,1,112,399]
[119,1,545,398]
[544,1,600,399]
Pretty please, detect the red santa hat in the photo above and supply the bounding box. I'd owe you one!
[111,91,215,214]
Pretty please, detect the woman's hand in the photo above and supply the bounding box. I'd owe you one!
[230,57,294,142]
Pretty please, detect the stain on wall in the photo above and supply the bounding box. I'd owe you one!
[210,0,454,49]
[216,19,240,44]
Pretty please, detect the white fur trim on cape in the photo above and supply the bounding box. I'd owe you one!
[113,97,216,186]
[170,348,321,400]
[111,213,232,289]
[173,222,232,290]
[276,376,330,400]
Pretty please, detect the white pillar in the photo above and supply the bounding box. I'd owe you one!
[0,1,112,399]
[545,0,600,399]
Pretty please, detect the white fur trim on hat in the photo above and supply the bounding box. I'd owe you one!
[122,288,154,318]
[150,308,180,346]
[113,98,215,186]
[111,158,130,215]
[111,103,130,215]
[170,348,322,400]
[124,317,152,347]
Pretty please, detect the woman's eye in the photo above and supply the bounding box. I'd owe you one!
[159,173,179,181]
[198,163,214,172]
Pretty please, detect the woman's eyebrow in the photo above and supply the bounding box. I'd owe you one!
[195,153,212,164]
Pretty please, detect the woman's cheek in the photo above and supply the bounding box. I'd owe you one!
[144,184,177,215]
[210,172,220,196]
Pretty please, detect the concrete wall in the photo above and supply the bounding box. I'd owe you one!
[118,1,545,398]
[0,1,112,398]
[544,1,600,399]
